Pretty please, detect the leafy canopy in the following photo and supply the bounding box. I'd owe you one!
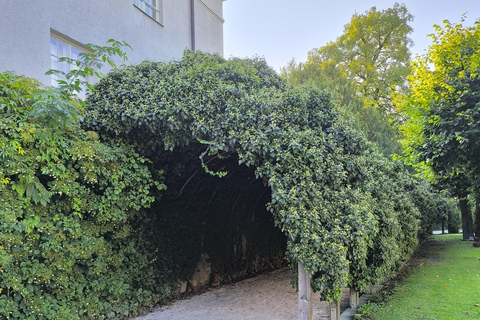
[401,17,480,197]
[281,3,412,156]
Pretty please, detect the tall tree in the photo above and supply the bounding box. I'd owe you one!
[309,2,413,113]
[281,3,413,156]
[401,17,480,240]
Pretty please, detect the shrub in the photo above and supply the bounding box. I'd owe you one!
[0,70,165,319]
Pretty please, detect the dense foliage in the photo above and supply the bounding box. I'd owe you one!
[282,58,402,157]
[401,17,480,239]
[281,3,455,246]
[0,37,455,318]
[85,51,439,301]
[0,71,169,319]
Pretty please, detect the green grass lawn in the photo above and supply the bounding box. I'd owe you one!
[361,234,480,320]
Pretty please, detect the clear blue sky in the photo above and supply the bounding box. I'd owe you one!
[223,0,480,71]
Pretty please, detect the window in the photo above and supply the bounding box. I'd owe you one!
[50,33,90,98]
[134,0,163,25]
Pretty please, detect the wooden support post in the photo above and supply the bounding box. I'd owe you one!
[329,300,340,320]
[349,288,359,310]
[366,283,373,295]
[298,262,313,320]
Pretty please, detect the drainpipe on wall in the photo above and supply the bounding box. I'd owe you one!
[190,0,196,51]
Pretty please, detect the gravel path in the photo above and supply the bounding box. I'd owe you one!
[134,268,350,320]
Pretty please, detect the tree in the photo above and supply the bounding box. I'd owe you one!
[401,17,480,240]
[281,3,412,157]
[308,2,413,113]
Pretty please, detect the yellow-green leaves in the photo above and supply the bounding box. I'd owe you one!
[305,3,413,113]
[401,17,480,207]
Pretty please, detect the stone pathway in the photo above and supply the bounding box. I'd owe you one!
[134,268,351,320]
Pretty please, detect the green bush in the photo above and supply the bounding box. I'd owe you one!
[353,154,419,288]
[0,71,166,319]
[408,177,438,239]
[0,44,447,320]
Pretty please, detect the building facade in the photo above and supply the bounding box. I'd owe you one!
[0,0,224,85]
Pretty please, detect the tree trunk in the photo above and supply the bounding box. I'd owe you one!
[459,193,474,240]
[474,202,480,241]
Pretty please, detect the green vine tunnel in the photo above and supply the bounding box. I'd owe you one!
[85,52,406,301]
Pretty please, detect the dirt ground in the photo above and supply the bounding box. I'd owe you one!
[133,268,350,320]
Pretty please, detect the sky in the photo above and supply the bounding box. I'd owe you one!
[223,0,480,72]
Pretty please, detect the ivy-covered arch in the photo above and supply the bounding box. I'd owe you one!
[85,51,407,301]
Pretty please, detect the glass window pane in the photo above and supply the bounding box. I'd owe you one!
[50,37,57,56]
[145,4,152,15]
[58,41,68,58]
[145,0,153,16]
[71,47,80,60]
[71,47,81,70]
[51,56,58,70]
[50,56,58,69]
[151,1,157,20]
[59,61,69,73]
[50,35,92,97]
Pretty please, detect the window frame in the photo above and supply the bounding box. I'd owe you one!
[133,0,164,26]
[50,31,91,98]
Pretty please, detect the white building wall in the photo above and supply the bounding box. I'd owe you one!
[0,0,224,84]
[194,0,224,55]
